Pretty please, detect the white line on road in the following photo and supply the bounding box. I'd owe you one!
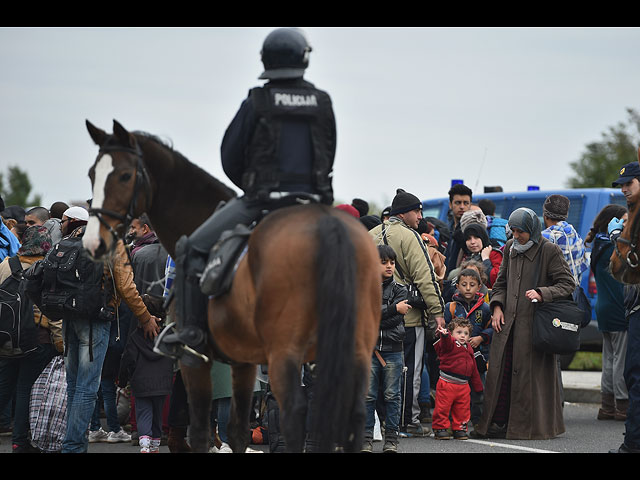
[465,438,558,453]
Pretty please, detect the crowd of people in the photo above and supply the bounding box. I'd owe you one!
[0,25,638,455]
[0,166,639,454]
[357,170,638,454]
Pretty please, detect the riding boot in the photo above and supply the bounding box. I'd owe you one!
[156,235,209,367]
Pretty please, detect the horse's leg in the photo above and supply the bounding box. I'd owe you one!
[180,360,213,453]
[227,363,257,453]
[342,356,371,453]
[268,354,307,452]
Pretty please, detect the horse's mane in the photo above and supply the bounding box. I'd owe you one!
[132,131,237,200]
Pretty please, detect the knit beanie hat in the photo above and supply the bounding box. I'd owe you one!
[390,189,422,216]
[359,214,382,231]
[462,222,490,249]
[460,209,488,233]
[335,204,360,218]
[543,195,570,221]
[351,198,369,217]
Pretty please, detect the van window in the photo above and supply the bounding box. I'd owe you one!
[491,200,508,218]
[611,195,627,208]
[422,205,443,219]
[509,197,546,217]
[509,196,585,231]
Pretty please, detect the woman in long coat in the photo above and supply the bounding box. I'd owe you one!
[474,208,575,440]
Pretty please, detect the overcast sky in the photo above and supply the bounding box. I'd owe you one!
[1,26,639,212]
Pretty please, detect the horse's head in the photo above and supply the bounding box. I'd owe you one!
[83,119,152,260]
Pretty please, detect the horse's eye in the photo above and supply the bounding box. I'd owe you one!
[120,172,132,182]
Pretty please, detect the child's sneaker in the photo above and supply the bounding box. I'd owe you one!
[139,435,151,453]
[150,438,161,453]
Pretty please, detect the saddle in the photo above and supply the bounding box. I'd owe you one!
[199,192,321,298]
[200,223,252,298]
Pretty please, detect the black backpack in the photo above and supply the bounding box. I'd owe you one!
[37,236,107,321]
[0,256,38,358]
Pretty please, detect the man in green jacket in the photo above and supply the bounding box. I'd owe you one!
[370,189,445,436]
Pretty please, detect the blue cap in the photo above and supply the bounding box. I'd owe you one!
[612,162,640,187]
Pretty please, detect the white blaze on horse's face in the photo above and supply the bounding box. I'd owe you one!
[83,154,114,256]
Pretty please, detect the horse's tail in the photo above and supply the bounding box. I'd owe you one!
[311,212,358,452]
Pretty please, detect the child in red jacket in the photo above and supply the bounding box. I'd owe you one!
[432,318,484,440]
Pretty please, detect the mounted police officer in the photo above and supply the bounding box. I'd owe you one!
[157,27,337,366]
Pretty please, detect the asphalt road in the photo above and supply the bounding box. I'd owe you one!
[0,401,626,454]
[394,402,626,454]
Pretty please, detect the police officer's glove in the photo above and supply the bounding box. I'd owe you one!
[608,217,625,236]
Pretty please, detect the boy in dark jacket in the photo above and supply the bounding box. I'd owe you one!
[363,245,408,453]
[444,269,492,367]
[444,268,492,428]
[432,317,484,440]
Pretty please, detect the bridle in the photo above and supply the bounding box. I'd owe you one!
[88,143,152,247]
[614,204,640,271]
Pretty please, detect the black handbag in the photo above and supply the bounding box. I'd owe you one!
[531,247,583,355]
[532,299,582,355]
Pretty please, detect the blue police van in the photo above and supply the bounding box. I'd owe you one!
[422,187,627,363]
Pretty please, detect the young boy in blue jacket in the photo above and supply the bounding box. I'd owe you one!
[363,244,409,453]
[443,268,492,428]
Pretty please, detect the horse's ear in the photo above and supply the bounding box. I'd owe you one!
[86,120,107,147]
[112,119,138,150]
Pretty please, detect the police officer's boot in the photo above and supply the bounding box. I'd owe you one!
[156,235,209,367]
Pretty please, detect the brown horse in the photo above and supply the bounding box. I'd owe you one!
[83,120,381,453]
[610,147,640,284]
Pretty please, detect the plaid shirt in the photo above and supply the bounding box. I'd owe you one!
[542,221,588,281]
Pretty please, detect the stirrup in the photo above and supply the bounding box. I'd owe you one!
[153,322,210,365]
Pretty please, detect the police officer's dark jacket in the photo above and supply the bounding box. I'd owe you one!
[221,78,336,205]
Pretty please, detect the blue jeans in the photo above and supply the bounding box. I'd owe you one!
[365,351,403,438]
[211,397,231,444]
[0,343,57,448]
[90,378,121,433]
[62,318,111,453]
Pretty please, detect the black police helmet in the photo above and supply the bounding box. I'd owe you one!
[259,27,312,80]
